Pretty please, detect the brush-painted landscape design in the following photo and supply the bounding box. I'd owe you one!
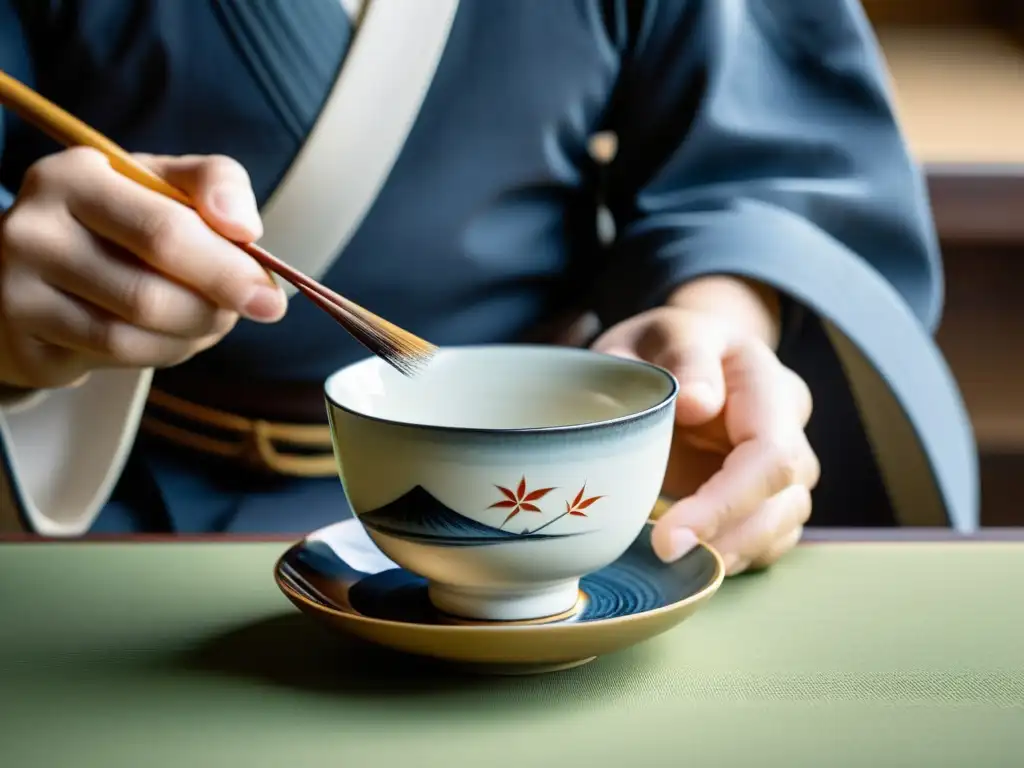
[359,486,586,547]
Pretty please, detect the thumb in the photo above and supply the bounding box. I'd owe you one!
[641,322,726,424]
[658,344,726,425]
[135,154,264,244]
[598,337,725,423]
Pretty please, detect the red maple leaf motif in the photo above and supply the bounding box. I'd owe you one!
[565,483,604,517]
[489,476,555,526]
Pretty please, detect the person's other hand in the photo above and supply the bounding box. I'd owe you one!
[0,150,286,391]
[593,304,819,575]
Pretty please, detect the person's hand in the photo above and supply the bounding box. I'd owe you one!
[593,304,819,576]
[0,149,286,391]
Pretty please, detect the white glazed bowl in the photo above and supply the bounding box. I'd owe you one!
[324,345,678,622]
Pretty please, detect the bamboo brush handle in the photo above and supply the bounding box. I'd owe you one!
[0,70,192,206]
[0,69,437,375]
[0,69,293,285]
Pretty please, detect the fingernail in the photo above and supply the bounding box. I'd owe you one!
[653,526,699,563]
[242,285,286,323]
[210,185,262,238]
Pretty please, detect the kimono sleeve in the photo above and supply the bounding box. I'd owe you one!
[594,0,943,334]
[592,0,977,531]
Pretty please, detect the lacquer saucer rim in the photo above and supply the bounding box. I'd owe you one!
[272,521,725,633]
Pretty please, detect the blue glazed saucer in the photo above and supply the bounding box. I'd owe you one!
[274,519,724,674]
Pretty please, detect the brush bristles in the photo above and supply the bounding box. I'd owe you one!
[343,309,438,377]
[293,284,437,376]
[322,297,437,376]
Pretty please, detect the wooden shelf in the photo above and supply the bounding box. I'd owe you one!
[878,27,1024,165]
[862,0,993,27]
[936,247,1024,451]
[978,451,1024,527]
[861,6,1024,524]
[871,24,1024,242]
[926,167,1024,243]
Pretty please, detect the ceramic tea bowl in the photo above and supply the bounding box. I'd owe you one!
[323,344,678,622]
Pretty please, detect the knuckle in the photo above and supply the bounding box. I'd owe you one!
[96,321,141,362]
[786,485,814,525]
[19,160,50,193]
[160,341,205,368]
[714,499,741,534]
[791,432,821,489]
[184,307,239,341]
[95,321,197,369]
[122,272,169,327]
[782,366,813,422]
[138,208,193,266]
[1,272,45,324]
[1,208,74,270]
[764,438,804,491]
[209,308,239,337]
[61,146,108,172]
[205,154,250,183]
[0,208,37,254]
[179,300,230,338]
[21,148,108,199]
[804,445,822,490]
[773,525,805,563]
[206,258,254,303]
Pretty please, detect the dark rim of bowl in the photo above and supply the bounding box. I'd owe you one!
[322,344,680,436]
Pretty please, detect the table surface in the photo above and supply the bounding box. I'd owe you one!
[2,532,1023,767]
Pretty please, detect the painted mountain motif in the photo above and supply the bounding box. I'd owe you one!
[358,486,585,547]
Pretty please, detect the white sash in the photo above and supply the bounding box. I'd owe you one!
[0,0,461,535]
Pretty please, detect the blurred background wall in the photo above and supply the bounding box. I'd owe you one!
[861,0,1024,526]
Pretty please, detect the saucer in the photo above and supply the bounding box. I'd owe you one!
[274,517,724,674]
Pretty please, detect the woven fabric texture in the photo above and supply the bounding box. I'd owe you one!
[1,541,1022,767]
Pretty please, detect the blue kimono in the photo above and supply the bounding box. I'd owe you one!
[0,0,977,534]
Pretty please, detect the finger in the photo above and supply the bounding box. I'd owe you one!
[677,427,731,455]
[0,266,93,387]
[650,520,701,564]
[20,213,237,338]
[781,365,813,427]
[135,154,263,243]
[709,484,812,574]
[60,149,284,321]
[7,341,93,390]
[661,428,728,500]
[15,278,221,369]
[654,433,818,541]
[723,341,820,485]
[590,312,647,356]
[596,345,641,362]
[721,339,797,443]
[636,318,727,425]
[749,524,805,572]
